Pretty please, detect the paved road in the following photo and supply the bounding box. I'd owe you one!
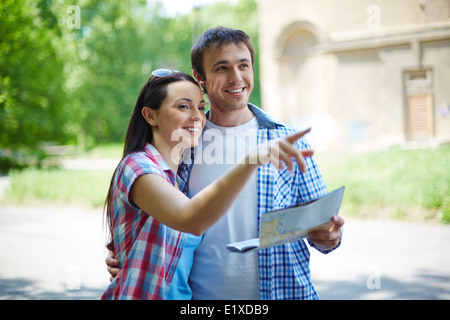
[310,218,450,299]
[0,205,109,299]
[0,204,449,300]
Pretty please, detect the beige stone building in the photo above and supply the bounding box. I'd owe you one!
[258,0,450,150]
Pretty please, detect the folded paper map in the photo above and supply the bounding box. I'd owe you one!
[227,186,345,253]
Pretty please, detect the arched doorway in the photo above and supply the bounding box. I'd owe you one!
[276,21,326,124]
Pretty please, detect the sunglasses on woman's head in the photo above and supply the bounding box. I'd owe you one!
[149,68,180,81]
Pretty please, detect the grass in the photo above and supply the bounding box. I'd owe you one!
[2,168,113,208]
[1,144,449,224]
[0,144,121,208]
[314,146,450,224]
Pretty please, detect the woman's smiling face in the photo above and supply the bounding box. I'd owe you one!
[145,80,206,150]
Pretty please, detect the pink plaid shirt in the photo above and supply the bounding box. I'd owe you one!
[102,143,186,300]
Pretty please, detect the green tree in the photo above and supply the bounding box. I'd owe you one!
[188,0,261,106]
[0,0,70,169]
[0,0,261,173]
[54,0,196,147]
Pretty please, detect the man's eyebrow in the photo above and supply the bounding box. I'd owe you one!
[212,58,250,67]
[238,58,251,63]
[212,60,229,67]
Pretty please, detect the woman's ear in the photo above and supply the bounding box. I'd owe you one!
[142,107,157,127]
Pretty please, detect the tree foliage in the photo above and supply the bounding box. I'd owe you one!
[0,0,259,171]
[0,0,68,168]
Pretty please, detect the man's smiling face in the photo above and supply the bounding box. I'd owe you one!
[200,42,254,114]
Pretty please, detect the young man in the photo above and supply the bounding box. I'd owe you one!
[106,26,344,299]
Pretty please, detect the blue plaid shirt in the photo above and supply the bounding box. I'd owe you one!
[178,104,339,300]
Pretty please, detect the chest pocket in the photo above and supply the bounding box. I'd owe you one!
[272,168,300,210]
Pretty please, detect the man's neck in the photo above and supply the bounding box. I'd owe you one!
[208,105,254,127]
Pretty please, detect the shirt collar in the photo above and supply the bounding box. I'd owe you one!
[144,143,186,191]
[204,103,284,130]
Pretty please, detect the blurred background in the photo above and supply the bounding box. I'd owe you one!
[0,0,449,300]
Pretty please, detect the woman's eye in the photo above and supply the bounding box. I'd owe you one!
[178,104,189,110]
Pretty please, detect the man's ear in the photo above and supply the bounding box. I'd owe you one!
[142,107,157,127]
[193,70,205,87]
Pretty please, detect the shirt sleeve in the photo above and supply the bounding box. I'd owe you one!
[115,153,166,209]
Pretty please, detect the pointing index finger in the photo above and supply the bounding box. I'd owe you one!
[286,127,312,144]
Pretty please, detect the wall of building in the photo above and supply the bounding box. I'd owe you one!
[258,0,450,150]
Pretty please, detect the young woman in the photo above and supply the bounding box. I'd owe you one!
[101,69,313,300]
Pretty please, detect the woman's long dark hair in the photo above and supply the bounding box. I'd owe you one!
[104,71,200,246]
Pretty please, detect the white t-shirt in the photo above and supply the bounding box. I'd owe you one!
[187,117,260,300]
